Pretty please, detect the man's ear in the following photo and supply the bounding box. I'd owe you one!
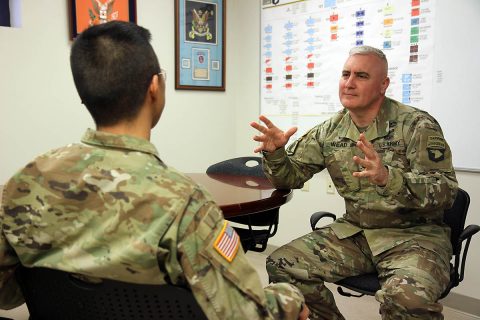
[148,74,160,99]
[381,77,390,94]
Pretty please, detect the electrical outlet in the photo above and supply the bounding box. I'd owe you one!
[326,177,335,194]
[301,181,309,192]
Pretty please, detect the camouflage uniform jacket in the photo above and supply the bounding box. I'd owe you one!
[0,129,304,319]
[263,97,458,256]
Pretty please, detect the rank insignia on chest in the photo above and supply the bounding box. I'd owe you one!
[214,221,240,262]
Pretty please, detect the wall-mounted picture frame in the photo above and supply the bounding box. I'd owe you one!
[175,0,226,91]
[69,0,137,39]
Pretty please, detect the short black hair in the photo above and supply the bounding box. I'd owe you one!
[70,21,160,126]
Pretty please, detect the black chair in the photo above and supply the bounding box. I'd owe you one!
[310,188,480,299]
[15,266,207,320]
[206,157,280,252]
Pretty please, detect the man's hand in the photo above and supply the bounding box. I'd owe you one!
[352,133,389,186]
[298,303,310,320]
[250,115,297,153]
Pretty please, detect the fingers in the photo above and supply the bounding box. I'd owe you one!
[258,115,274,128]
[352,167,370,177]
[284,126,298,139]
[352,134,388,185]
[356,133,376,158]
[353,163,389,186]
[353,155,368,169]
[356,134,381,172]
[353,135,375,177]
[352,155,370,178]
[253,145,263,153]
[252,134,267,142]
[250,121,268,134]
[352,171,364,178]
[298,304,310,320]
[250,115,276,134]
[250,116,295,153]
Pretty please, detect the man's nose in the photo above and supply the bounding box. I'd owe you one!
[345,75,355,88]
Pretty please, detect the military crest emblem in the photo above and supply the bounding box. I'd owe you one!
[189,8,214,41]
[88,0,117,26]
[185,1,217,44]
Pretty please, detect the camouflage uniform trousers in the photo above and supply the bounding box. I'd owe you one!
[266,227,451,320]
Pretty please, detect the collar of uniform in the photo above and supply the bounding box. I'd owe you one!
[81,128,160,157]
[374,97,394,138]
[339,97,393,142]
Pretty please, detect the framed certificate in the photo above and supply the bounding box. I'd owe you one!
[175,0,226,91]
[69,0,137,39]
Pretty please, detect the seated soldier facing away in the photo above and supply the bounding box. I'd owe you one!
[0,21,308,320]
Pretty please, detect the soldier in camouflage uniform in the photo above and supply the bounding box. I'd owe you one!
[251,46,457,319]
[0,21,309,320]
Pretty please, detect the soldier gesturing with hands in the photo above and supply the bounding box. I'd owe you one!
[253,46,458,320]
[251,118,389,187]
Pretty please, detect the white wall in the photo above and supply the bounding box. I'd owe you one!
[233,0,480,302]
[0,0,235,183]
[1,0,478,302]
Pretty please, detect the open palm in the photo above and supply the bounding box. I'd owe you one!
[250,115,297,153]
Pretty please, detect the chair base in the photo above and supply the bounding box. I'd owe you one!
[234,227,270,252]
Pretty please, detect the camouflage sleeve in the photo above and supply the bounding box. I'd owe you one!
[263,283,305,319]
[0,199,24,309]
[263,126,325,189]
[377,113,458,210]
[177,188,304,319]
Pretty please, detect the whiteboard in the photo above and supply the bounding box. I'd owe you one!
[260,0,480,172]
[430,1,480,172]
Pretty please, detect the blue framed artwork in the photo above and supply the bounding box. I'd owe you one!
[175,0,225,91]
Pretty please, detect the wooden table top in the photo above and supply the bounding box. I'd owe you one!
[186,173,292,218]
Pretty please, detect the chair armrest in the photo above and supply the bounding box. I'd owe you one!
[457,224,480,283]
[310,211,337,231]
[459,224,480,243]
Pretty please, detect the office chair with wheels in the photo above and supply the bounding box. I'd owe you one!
[206,157,280,252]
[15,266,207,320]
[310,188,480,299]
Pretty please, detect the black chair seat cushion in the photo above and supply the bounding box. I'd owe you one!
[335,273,380,295]
[15,266,207,320]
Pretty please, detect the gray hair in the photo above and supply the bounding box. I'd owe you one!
[349,45,388,73]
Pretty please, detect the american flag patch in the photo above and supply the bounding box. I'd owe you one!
[214,221,240,262]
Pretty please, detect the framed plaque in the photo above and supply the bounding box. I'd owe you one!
[69,0,137,39]
[175,0,226,91]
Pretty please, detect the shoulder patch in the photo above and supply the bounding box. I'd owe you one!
[426,136,446,162]
[214,221,240,262]
[427,136,446,149]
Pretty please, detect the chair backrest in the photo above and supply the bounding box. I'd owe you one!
[441,188,471,297]
[443,188,470,255]
[15,266,207,320]
[206,157,265,177]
